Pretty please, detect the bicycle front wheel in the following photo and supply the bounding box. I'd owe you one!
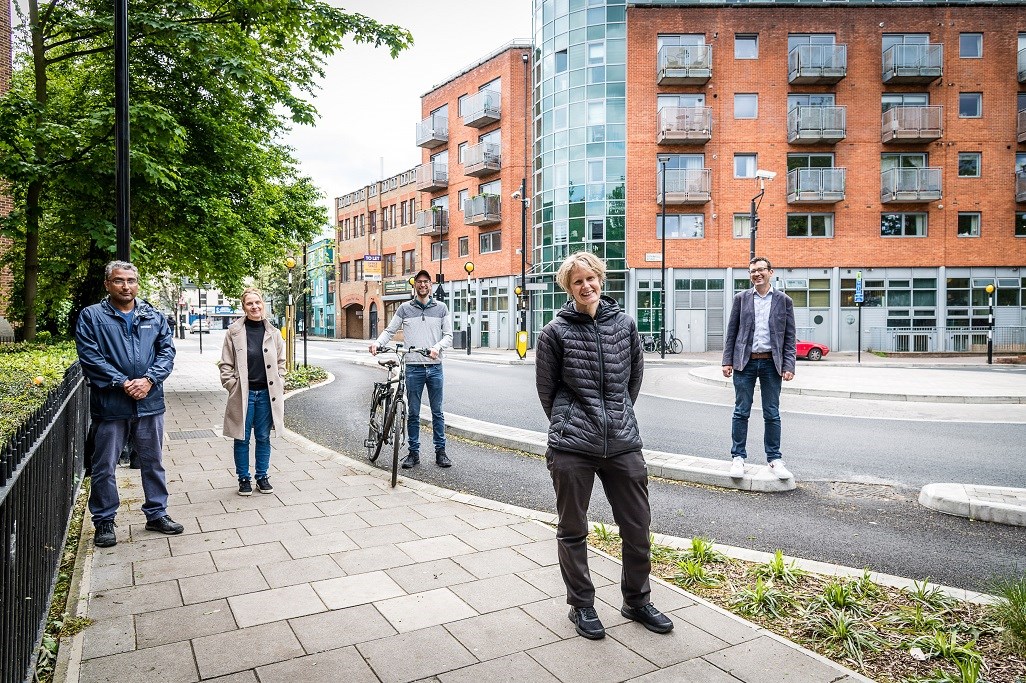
[372,394,397,464]
[670,337,683,354]
[367,391,386,462]
[390,399,406,488]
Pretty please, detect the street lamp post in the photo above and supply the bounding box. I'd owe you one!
[516,178,529,360]
[658,155,670,359]
[464,261,475,356]
[986,283,995,365]
[748,170,776,260]
[285,257,297,372]
[302,247,308,368]
[114,0,130,261]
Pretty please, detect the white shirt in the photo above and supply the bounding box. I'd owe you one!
[752,288,773,353]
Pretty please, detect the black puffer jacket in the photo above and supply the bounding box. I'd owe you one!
[536,296,644,458]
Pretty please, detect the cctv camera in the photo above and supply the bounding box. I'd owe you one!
[755,169,777,180]
[511,190,522,200]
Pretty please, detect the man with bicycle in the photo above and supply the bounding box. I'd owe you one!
[369,270,453,469]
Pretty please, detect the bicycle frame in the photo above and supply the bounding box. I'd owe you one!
[367,343,430,486]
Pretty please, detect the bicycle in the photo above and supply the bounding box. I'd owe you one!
[364,343,430,487]
[642,330,683,355]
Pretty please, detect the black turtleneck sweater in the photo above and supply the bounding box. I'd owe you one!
[245,318,268,390]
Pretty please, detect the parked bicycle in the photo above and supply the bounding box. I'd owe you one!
[642,330,683,354]
[364,343,430,487]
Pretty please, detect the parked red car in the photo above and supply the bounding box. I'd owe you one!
[797,340,829,361]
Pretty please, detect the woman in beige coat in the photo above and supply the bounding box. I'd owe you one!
[219,288,286,496]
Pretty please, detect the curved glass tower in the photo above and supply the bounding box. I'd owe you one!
[531,0,627,332]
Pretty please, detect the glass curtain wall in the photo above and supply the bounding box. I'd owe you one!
[532,0,627,333]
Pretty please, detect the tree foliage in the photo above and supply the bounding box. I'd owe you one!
[0,0,412,338]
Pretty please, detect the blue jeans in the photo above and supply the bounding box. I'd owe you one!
[234,389,271,480]
[731,357,783,462]
[90,414,169,524]
[405,363,445,454]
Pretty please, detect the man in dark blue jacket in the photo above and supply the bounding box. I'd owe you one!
[75,261,182,547]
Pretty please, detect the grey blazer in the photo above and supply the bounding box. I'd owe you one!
[721,288,797,376]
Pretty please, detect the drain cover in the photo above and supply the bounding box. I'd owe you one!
[167,429,218,441]
[830,482,902,501]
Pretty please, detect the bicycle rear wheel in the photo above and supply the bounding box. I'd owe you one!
[390,399,406,488]
[670,337,683,354]
[372,393,397,464]
[367,389,387,462]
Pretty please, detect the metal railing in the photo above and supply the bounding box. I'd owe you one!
[880,167,942,202]
[882,43,943,81]
[460,89,501,128]
[881,106,943,142]
[657,45,712,82]
[787,105,846,143]
[464,194,501,226]
[1,363,88,683]
[415,162,448,192]
[787,167,846,202]
[787,44,847,82]
[657,168,711,203]
[415,114,448,148]
[464,142,501,176]
[416,208,449,236]
[868,327,1026,353]
[656,106,712,143]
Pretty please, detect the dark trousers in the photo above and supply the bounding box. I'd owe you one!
[546,448,652,608]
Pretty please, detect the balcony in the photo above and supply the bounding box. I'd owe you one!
[416,114,448,149]
[880,167,942,203]
[1019,48,1026,82]
[656,168,711,205]
[416,208,448,236]
[657,107,712,145]
[461,90,501,128]
[464,194,501,227]
[881,106,943,143]
[788,44,847,84]
[787,106,846,144]
[1019,109,1026,144]
[657,45,712,85]
[1017,171,1026,203]
[882,43,943,84]
[464,142,501,177]
[787,168,846,203]
[415,162,448,192]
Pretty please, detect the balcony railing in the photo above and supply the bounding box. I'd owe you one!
[1019,109,1026,144]
[656,168,711,204]
[881,106,943,143]
[1019,48,1026,83]
[788,44,847,84]
[787,106,846,144]
[416,208,449,236]
[464,194,501,226]
[880,167,942,203]
[415,162,448,192]
[657,106,712,145]
[882,43,943,83]
[657,45,712,85]
[416,114,448,149]
[464,142,501,177]
[787,168,846,203]
[461,90,501,128]
[1017,171,1026,203]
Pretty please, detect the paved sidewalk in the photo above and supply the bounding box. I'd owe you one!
[59,345,873,682]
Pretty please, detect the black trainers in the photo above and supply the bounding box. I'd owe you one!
[568,606,605,640]
[621,602,674,633]
[145,515,185,535]
[255,477,274,494]
[401,452,420,469]
[238,478,253,496]
[93,520,117,548]
[435,450,451,468]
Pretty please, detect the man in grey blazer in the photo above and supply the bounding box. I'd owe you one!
[721,257,797,480]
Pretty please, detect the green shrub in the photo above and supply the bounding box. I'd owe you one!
[751,549,806,587]
[732,577,793,619]
[808,608,884,667]
[0,343,80,444]
[284,365,328,391]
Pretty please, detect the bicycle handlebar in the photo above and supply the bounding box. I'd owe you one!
[376,344,432,357]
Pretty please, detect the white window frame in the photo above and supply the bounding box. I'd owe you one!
[479,230,502,254]
[959,93,982,118]
[735,34,758,59]
[957,212,981,238]
[958,152,981,178]
[734,154,757,178]
[959,33,982,59]
[881,212,928,238]
[734,94,758,119]
[658,214,705,239]
[786,213,835,238]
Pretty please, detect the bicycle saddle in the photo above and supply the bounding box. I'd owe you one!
[378,360,399,370]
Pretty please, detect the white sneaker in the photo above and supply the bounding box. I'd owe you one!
[729,457,745,478]
[768,460,793,480]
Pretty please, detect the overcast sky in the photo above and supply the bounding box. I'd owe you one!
[281,1,534,237]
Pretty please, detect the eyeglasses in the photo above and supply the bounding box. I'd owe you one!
[414,280,431,285]
[748,268,768,275]
[108,278,138,286]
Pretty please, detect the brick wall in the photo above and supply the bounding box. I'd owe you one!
[627,5,1026,270]
[0,0,14,322]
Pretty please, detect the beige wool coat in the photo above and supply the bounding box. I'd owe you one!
[218,317,286,440]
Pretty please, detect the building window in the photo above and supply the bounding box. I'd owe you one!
[881,212,927,237]
[369,211,377,233]
[589,219,604,241]
[881,92,929,111]
[339,262,350,283]
[1017,213,1026,237]
[479,231,501,254]
[458,236,469,257]
[458,142,467,165]
[959,93,982,118]
[958,153,981,177]
[355,259,364,280]
[635,280,663,334]
[787,213,834,238]
[735,34,758,59]
[430,240,449,261]
[657,214,705,239]
[383,253,396,277]
[957,212,981,238]
[734,94,758,119]
[402,250,416,274]
[734,154,757,178]
[959,33,982,58]
[733,213,752,239]
[458,189,468,213]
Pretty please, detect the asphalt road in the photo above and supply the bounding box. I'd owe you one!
[285,350,1025,593]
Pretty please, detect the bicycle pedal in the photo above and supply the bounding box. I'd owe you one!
[364,439,375,448]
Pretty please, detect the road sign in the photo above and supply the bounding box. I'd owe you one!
[854,270,864,304]
[525,283,548,291]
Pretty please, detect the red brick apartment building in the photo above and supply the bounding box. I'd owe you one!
[335,42,534,348]
[622,1,1026,352]
[1,0,14,336]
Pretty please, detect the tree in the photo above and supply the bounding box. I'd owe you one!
[0,0,412,339]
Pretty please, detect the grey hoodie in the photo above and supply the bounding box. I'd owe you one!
[375,296,453,364]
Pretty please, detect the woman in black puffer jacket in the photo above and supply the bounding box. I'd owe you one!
[536,252,673,641]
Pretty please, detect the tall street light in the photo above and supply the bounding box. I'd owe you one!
[516,50,531,360]
[748,169,777,260]
[986,283,995,365]
[658,155,669,359]
[285,257,296,372]
[114,0,130,260]
[464,261,475,356]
